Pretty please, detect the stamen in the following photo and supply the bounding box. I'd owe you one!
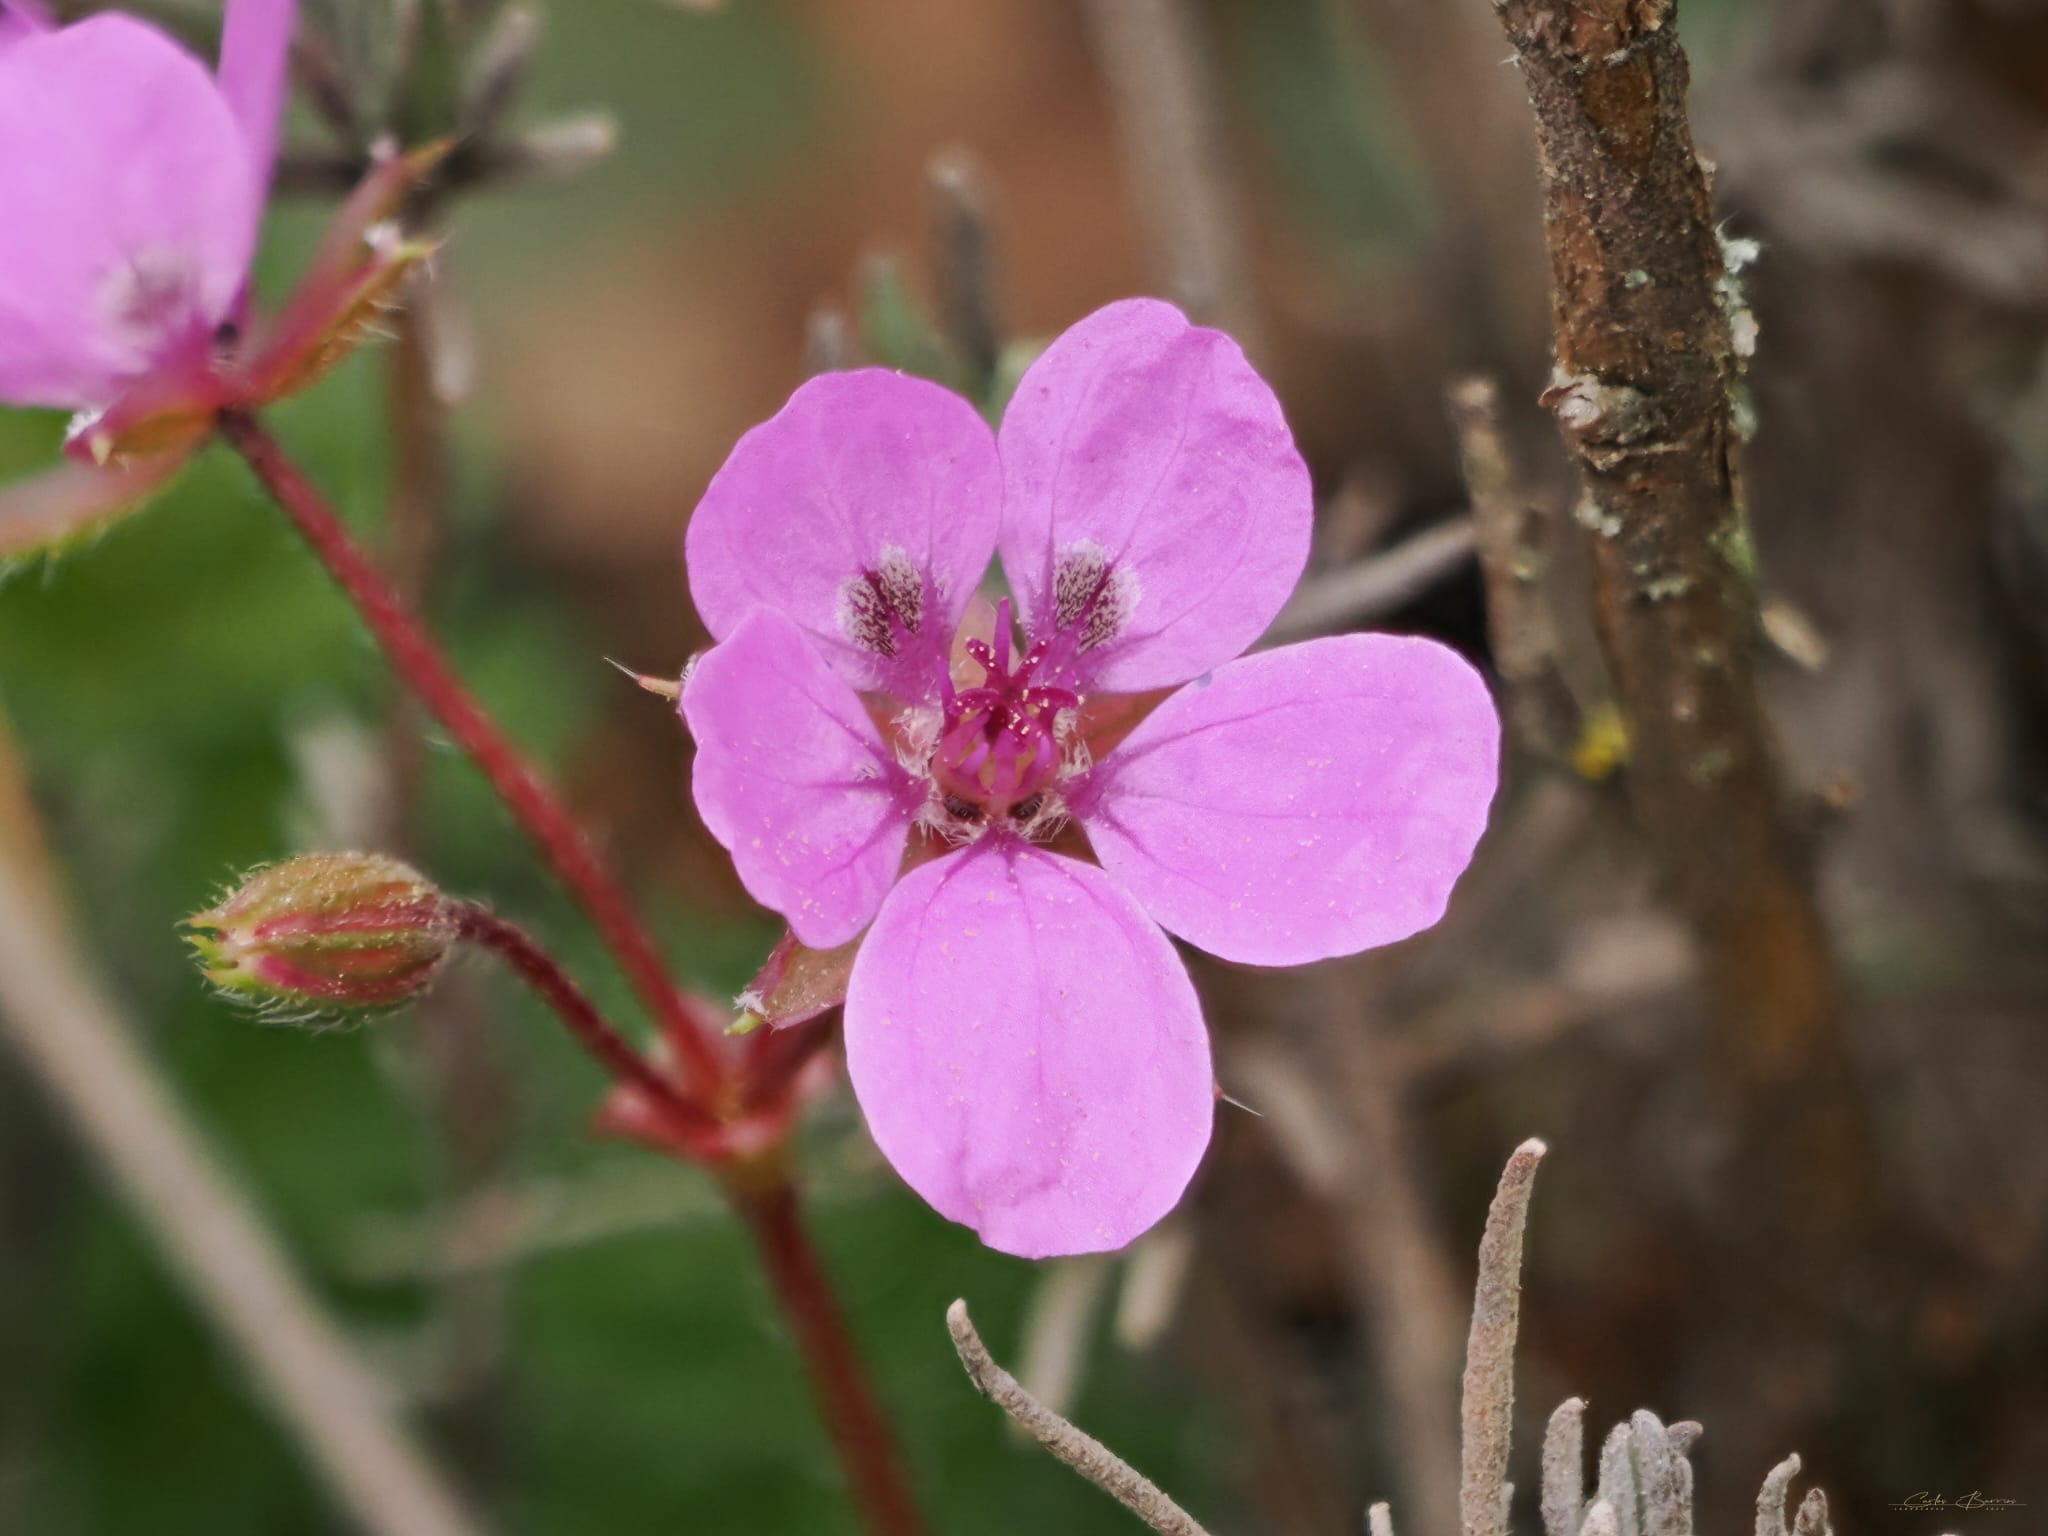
[927,593,1078,830]
[992,596,1013,675]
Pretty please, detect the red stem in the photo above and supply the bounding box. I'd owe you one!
[219,409,724,1096]
[452,904,720,1140]
[731,1177,927,1536]
[223,410,925,1536]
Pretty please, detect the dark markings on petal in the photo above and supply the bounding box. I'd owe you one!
[1052,541,1137,653]
[839,547,925,657]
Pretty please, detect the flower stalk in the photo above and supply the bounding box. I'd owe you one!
[217,407,924,1536]
[732,1176,928,1536]
[217,407,725,1097]
[449,903,719,1145]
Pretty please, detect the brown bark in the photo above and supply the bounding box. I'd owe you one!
[1489,0,1868,1231]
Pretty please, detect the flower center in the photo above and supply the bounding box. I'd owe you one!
[96,249,206,372]
[929,598,1077,829]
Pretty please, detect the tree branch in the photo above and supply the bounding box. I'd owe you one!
[1489,0,1868,1239]
[1491,0,1838,1052]
[947,1299,1212,1536]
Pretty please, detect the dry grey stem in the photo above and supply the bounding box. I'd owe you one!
[1791,1488,1833,1536]
[1460,1137,1549,1536]
[1080,0,1260,351]
[947,1299,1212,1536]
[0,858,489,1536]
[927,149,1002,395]
[1755,1454,1801,1536]
[1597,1423,1641,1536]
[1447,376,1576,755]
[1265,518,1478,645]
[1541,1397,1587,1536]
[1630,1410,1693,1536]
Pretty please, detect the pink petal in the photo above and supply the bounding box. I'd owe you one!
[0,0,51,48]
[216,0,297,201]
[1079,634,1500,966]
[684,369,1001,700]
[682,607,921,948]
[997,298,1312,692]
[844,840,1214,1257]
[0,16,258,409]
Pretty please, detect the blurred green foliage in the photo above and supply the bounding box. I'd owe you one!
[0,3,1226,1531]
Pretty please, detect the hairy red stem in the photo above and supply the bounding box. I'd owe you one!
[219,409,724,1096]
[731,1176,928,1536]
[222,411,925,1536]
[452,904,718,1140]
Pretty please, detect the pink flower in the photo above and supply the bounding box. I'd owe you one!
[0,0,293,414]
[0,0,436,558]
[683,299,1500,1257]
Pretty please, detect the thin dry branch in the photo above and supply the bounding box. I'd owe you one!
[1460,1137,1548,1536]
[1755,1454,1801,1536]
[1630,1410,1693,1536]
[1080,0,1261,350]
[947,1299,1213,1536]
[1541,1397,1586,1536]
[1265,518,1477,645]
[1448,376,1578,755]
[0,855,489,1536]
[1490,0,1866,1254]
[926,149,1002,398]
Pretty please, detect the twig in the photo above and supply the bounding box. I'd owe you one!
[734,1183,927,1536]
[947,1299,1213,1536]
[1629,1411,1690,1536]
[0,853,489,1536]
[927,149,1002,399]
[1080,0,1261,350]
[382,268,517,1483]
[1541,1397,1586,1536]
[381,282,448,850]
[806,306,856,376]
[1754,1454,1801,1536]
[1447,377,1578,755]
[1015,1256,1115,1432]
[1791,1489,1832,1536]
[218,411,927,1536]
[1597,1423,1641,1536]
[1460,1138,1547,1536]
[1489,0,1864,1243]
[218,410,725,1097]
[1264,518,1477,645]
[450,905,715,1141]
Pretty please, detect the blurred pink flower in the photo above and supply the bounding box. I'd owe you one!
[683,299,1500,1257]
[0,0,436,558]
[0,0,293,413]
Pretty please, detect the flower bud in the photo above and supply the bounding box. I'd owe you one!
[185,853,458,1017]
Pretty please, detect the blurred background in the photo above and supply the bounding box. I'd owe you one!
[3,0,2047,1531]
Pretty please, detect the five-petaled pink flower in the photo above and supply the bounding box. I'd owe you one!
[683,299,1500,1257]
[0,0,432,557]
